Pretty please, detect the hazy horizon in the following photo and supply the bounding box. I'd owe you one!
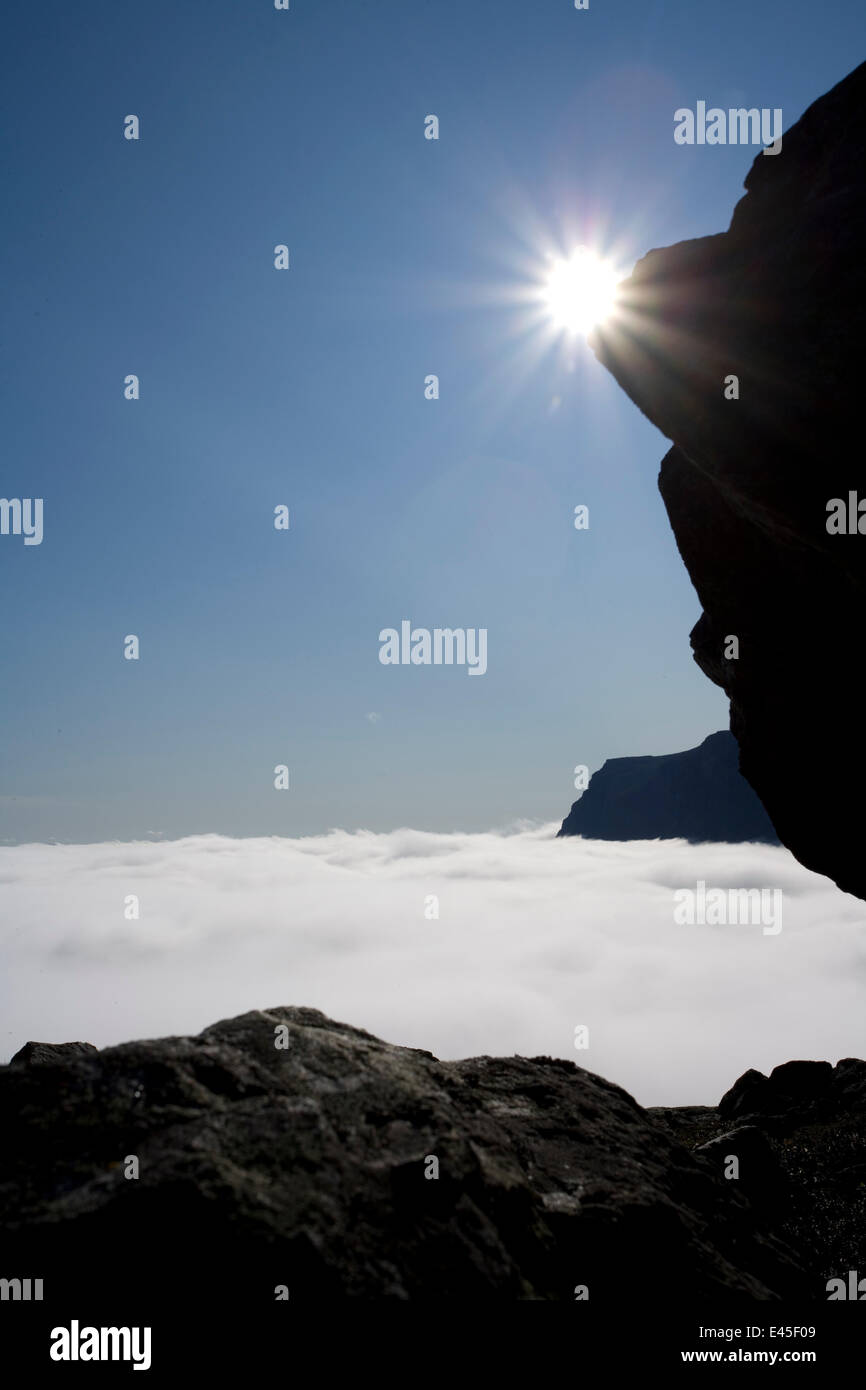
[2,825,862,1105]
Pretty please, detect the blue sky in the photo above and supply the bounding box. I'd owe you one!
[3,0,864,843]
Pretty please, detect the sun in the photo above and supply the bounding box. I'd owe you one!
[542,247,623,336]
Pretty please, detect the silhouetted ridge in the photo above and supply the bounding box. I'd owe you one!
[558,730,780,843]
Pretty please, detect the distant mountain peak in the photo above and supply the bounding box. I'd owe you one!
[558,730,780,844]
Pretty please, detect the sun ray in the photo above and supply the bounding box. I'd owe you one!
[542,247,624,336]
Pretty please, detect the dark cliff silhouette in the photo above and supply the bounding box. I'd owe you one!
[558,730,780,843]
[591,60,866,899]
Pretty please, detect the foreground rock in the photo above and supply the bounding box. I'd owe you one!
[558,730,779,843]
[2,1008,862,1303]
[590,61,866,900]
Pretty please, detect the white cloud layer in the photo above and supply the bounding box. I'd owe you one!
[1,826,864,1105]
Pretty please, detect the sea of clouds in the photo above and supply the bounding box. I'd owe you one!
[1,825,863,1105]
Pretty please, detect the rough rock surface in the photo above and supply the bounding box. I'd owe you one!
[590,61,866,900]
[655,1057,866,1287]
[558,729,779,843]
[1,1007,862,1303]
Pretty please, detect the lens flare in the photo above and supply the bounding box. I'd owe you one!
[543,247,622,335]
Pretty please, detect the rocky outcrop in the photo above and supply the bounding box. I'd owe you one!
[1,1007,862,1303]
[558,729,779,843]
[590,61,866,900]
[657,1056,866,1286]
